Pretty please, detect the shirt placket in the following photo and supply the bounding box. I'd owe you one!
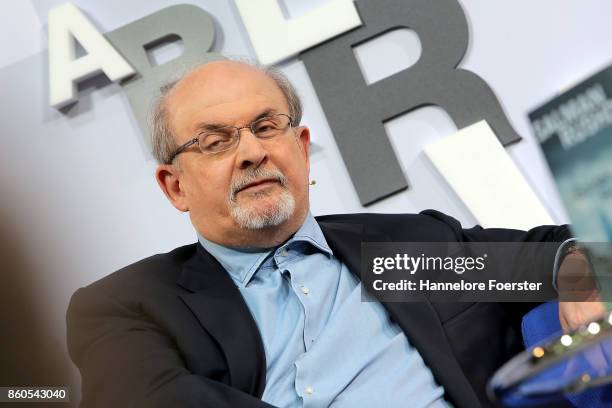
[277,246,318,406]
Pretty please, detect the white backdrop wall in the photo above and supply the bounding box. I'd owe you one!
[1,0,611,402]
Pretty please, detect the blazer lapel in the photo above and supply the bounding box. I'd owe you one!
[177,244,266,397]
[319,220,482,408]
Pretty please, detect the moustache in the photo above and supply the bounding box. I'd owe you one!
[229,168,288,202]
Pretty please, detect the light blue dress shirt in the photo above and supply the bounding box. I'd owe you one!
[199,213,451,408]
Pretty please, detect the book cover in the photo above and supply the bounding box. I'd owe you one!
[529,65,612,242]
[529,64,612,301]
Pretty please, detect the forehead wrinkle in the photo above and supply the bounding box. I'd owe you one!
[192,108,281,134]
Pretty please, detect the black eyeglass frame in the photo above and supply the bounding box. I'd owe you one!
[166,113,294,163]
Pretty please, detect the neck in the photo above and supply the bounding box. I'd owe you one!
[199,209,309,249]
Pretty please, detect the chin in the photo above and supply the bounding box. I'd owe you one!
[230,190,296,230]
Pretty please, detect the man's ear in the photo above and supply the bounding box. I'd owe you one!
[155,164,189,212]
[295,126,311,164]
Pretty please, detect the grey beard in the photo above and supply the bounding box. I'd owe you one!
[228,168,296,230]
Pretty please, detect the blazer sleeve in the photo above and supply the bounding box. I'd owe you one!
[421,209,573,276]
[67,286,275,408]
[421,209,572,244]
[420,209,573,319]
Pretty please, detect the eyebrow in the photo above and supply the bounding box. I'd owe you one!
[193,108,279,133]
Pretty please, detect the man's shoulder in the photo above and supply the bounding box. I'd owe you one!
[315,209,458,223]
[315,210,463,238]
[84,243,199,295]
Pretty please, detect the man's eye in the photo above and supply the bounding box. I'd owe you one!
[202,134,233,151]
[254,121,279,136]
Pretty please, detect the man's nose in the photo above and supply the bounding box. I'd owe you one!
[235,128,268,170]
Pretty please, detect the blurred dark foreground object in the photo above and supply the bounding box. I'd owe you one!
[0,217,72,407]
[489,301,612,407]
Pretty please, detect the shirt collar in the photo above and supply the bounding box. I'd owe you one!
[288,211,333,257]
[197,212,332,286]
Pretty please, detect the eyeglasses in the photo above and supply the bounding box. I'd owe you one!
[167,113,294,163]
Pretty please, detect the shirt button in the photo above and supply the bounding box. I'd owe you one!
[304,386,314,395]
[301,286,310,295]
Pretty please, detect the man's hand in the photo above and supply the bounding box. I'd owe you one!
[557,250,607,332]
[559,300,606,332]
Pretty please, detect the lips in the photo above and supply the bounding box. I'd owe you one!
[237,178,278,193]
